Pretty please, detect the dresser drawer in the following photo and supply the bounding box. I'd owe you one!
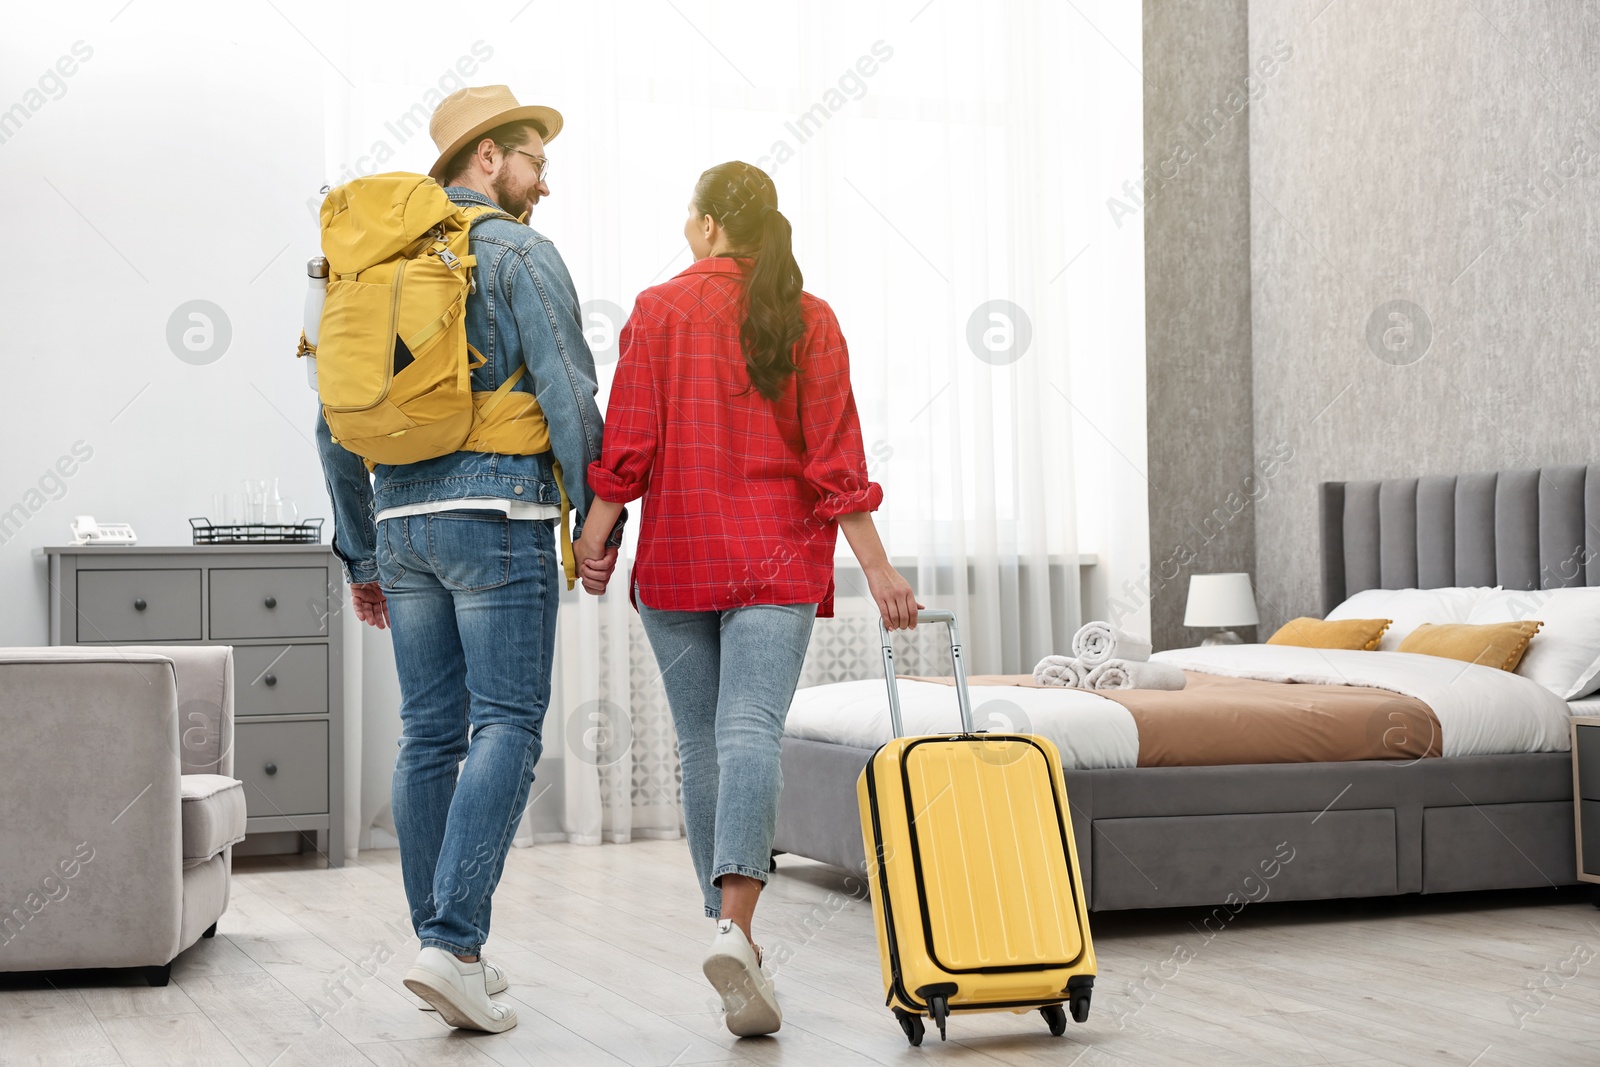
[210,568,329,640]
[234,644,329,718]
[76,569,202,642]
[236,720,328,817]
[1577,725,1600,802]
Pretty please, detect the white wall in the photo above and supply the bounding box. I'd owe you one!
[1,3,375,846]
[2,4,327,642]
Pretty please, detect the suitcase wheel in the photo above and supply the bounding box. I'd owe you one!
[929,995,949,1041]
[893,1007,925,1047]
[1041,1003,1068,1036]
[1070,989,1092,1024]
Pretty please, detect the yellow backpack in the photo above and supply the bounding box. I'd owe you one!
[300,172,576,588]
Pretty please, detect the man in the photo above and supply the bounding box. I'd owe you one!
[315,85,623,1033]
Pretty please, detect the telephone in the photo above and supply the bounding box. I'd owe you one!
[70,516,138,546]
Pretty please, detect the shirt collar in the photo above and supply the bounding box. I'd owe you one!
[443,185,535,225]
[442,186,502,211]
[673,256,750,280]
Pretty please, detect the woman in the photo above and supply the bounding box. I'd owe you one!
[573,161,919,1037]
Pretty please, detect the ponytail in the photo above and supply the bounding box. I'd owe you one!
[692,162,804,401]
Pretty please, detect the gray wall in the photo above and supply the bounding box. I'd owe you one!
[1143,0,1258,651]
[1248,0,1600,629]
[1144,0,1599,645]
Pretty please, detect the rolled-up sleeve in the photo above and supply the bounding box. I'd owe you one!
[587,306,659,504]
[797,301,883,521]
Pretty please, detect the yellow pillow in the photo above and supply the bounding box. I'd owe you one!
[1267,617,1391,651]
[1396,621,1543,671]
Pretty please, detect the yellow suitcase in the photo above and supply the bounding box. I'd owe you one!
[857,610,1096,1046]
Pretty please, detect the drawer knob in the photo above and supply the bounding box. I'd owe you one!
[133,598,147,611]
[264,596,278,609]
[264,762,278,776]
[263,673,277,687]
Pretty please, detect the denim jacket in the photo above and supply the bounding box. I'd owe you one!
[315,186,623,584]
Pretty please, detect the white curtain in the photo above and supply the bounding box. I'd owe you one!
[315,0,1140,848]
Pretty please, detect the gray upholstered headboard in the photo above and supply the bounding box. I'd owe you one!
[1320,465,1600,615]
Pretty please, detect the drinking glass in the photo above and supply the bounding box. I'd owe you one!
[242,479,266,523]
[264,477,284,524]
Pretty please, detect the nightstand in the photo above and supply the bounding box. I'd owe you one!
[1572,716,1600,896]
[44,543,345,867]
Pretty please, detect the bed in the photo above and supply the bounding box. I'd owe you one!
[773,463,1599,910]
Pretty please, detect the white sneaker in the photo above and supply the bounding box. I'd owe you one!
[703,919,781,1037]
[415,957,507,1010]
[403,947,517,1033]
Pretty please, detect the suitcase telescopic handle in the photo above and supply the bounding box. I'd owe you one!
[879,609,975,739]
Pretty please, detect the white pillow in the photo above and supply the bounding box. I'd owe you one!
[1325,586,1496,652]
[1467,587,1600,699]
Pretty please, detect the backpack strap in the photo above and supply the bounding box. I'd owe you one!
[406,300,466,354]
[463,205,517,227]
[550,459,577,591]
[452,206,577,586]
[424,204,515,324]
[477,364,526,416]
[402,210,510,353]
[477,364,578,590]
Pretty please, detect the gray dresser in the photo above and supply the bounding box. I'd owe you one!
[45,544,345,867]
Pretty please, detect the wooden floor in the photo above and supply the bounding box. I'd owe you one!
[3,840,1600,1066]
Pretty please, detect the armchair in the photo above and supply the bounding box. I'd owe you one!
[0,645,245,985]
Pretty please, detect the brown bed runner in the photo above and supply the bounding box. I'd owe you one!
[902,671,1442,767]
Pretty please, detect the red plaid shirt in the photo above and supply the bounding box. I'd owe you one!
[587,257,882,617]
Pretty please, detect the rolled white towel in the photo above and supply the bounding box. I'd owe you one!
[1072,621,1153,667]
[1086,659,1187,692]
[1032,655,1087,688]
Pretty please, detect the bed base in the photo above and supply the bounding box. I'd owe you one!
[774,738,1576,910]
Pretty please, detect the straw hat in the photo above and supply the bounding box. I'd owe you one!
[427,85,563,182]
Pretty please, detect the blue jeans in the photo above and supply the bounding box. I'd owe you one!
[635,585,817,917]
[377,510,560,956]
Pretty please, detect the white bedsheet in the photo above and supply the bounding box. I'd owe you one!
[1152,645,1573,758]
[782,644,1578,769]
[782,678,1142,769]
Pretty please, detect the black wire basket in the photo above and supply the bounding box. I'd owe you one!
[189,517,324,545]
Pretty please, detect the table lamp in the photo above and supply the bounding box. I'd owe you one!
[1184,573,1259,645]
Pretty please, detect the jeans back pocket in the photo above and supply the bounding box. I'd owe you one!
[425,510,512,591]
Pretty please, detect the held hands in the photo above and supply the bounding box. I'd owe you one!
[575,499,626,596]
[575,532,619,596]
[867,562,922,630]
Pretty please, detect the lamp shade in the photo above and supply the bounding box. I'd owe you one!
[1184,573,1260,628]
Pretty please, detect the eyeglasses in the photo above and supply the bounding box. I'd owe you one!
[500,145,550,182]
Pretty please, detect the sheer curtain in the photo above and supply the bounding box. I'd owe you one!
[320,0,1141,848]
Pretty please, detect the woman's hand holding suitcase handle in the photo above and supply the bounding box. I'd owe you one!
[838,511,921,630]
[865,560,922,631]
